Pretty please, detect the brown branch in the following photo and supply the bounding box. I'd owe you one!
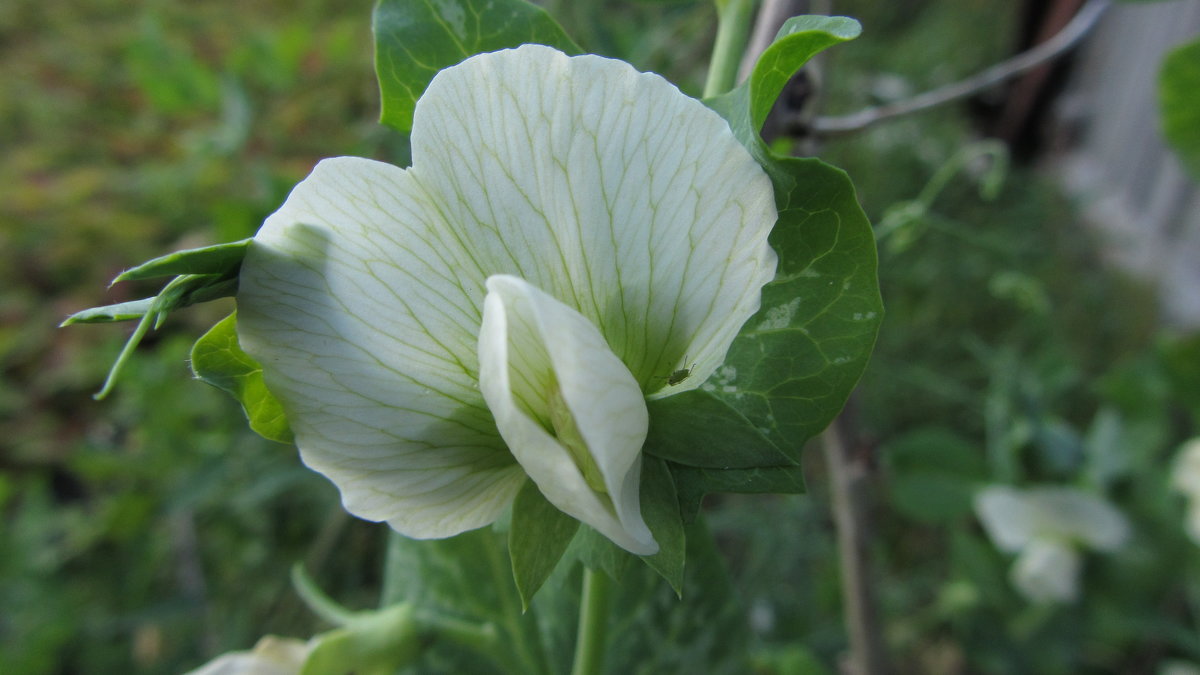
[823,415,888,675]
[809,0,1111,137]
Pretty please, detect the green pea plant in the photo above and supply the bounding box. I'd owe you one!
[64,1,883,672]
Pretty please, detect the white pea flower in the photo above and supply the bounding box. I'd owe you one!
[186,636,309,675]
[236,45,777,554]
[974,485,1130,604]
[1171,438,1200,543]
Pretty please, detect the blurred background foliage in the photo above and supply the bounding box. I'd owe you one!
[2,0,1198,673]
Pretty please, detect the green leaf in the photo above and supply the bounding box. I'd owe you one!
[645,391,795,468]
[509,480,579,611]
[671,463,806,522]
[707,15,861,147]
[1160,37,1200,179]
[373,0,581,133]
[113,238,250,282]
[712,157,881,454]
[191,313,293,444]
[60,298,155,326]
[695,15,880,463]
[638,457,686,595]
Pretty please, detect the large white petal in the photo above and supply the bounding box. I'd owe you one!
[414,44,777,393]
[238,158,525,538]
[478,274,656,555]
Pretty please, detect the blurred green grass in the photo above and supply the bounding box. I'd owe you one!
[2,1,1198,673]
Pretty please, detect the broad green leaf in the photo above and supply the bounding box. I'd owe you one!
[645,390,794,468]
[60,298,154,326]
[671,463,806,521]
[708,157,881,455]
[693,16,880,465]
[191,313,293,444]
[638,457,686,595]
[509,480,580,611]
[113,238,250,282]
[373,0,581,133]
[1160,37,1200,179]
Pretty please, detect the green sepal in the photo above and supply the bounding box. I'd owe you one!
[191,312,293,444]
[509,480,579,611]
[509,456,686,607]
[373,0,582,134]
[637,457,686,596]
[1159,37,1200,179]
[78,273,239,399]
[60,298,155,325]
[671,463,806,522]
[61,274,237,328]
[568,526,632,582]
[112,237,250,283]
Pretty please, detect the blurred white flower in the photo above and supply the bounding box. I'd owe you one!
[1172,438,1200,543]
[186,636,309,675]
[975,485,1129,604]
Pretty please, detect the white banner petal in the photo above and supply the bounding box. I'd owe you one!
[414,44,777,393]
[478,274,656,555]
[238,157,525,538]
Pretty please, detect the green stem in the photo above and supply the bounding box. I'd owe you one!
[570,567,612,675]
[413,610,503,657]
[482,533,547,675]
[703,0,757,99]
[291,563,358,626]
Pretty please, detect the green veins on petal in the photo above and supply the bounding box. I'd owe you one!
[235,45,777,551]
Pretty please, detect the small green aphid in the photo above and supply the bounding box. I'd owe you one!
[666,361,696,386]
